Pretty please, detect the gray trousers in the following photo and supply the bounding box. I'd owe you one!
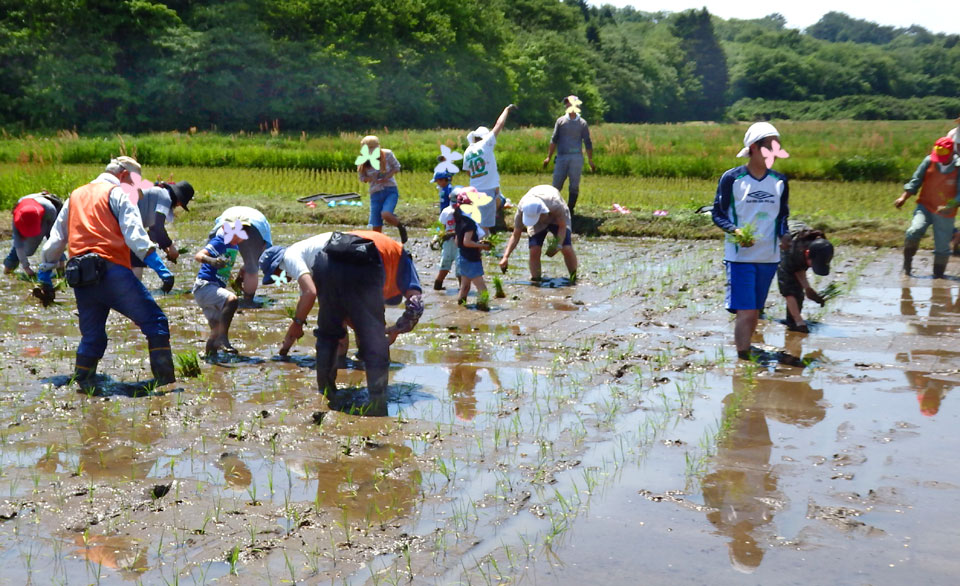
[552,154,584,212]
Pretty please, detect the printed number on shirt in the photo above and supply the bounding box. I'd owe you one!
[465,151,487,179]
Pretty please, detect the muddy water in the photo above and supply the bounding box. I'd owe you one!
[0,224,957,584]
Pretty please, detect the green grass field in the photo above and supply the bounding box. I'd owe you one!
[0,162,907,247]
[2,119,954,182]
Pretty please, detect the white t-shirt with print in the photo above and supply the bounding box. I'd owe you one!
[438,206,456,233]
[463,133,500,191]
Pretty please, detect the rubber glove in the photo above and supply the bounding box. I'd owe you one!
[144,250,175,293]
[38,270,53,286]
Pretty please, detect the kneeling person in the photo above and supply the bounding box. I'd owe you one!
[778,222,834,333]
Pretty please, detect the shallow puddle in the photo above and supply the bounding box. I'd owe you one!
[0,226,957,584]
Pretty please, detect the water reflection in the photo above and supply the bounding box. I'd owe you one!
[702,371,826,571]
[72,534,148,578]
[895,350,960,416]
[78,401,161,480]
[900,286,960,335]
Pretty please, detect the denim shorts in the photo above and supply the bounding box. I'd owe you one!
[369,186,400,227]
[459,256,484,279]
[725,261,778,312]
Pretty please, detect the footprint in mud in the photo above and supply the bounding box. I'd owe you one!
[206,353,265,366]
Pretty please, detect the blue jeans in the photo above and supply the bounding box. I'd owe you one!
[74,261,170,359]
[368,186,400,227]
[3,245,18,270]
[905,205,955,256]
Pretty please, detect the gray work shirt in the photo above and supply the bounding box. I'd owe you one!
[39,174,155,271]
[12,194,59,273]
[550,115,593,155]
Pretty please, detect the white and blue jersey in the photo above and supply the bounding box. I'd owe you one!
[711,165,789,264]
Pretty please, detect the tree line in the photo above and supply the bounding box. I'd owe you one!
[1,1,958,132]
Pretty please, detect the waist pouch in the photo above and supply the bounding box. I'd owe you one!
[323,232,381,265]
[65,253,106,288]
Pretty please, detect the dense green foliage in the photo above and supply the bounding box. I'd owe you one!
[1,2,958,131]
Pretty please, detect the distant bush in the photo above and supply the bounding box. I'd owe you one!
[730,96,960,122]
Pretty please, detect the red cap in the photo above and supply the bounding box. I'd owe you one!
[13,199,44,238]
[931,136,955,164]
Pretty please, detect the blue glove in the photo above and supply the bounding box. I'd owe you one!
[38,270,53,286]
[144,250,175,292]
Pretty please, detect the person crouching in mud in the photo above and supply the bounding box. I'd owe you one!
[778,221,833,333]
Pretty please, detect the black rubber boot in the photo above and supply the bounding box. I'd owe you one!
[315,342,340,397]
[365,365,390,417]
[903,240,920,275]
[148,336,176,385]
[933,254,950,279]
[74,353,99,392]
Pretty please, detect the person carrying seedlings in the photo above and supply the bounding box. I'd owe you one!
[499,185,577,281]
[463,104,516,232]
[433,175,462,290]
[894,136,960,278]
[4,191,63,277]
[260,230,423,411]
[130,180,194,279]
[357,135,408,243]
[211,206,272,307]
[192,222,244,356]
[542,95,596,215]
[711,122,790,361]
[36,157,177,388]
[453,189,492,306]
[777,221,834,333]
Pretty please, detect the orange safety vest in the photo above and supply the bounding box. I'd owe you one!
[918,163,959,218]
[67,182,132,268]
[349,230,402,301]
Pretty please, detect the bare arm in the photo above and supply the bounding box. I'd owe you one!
[543,143,556,169]
[491,104,515,137]
[280,273,317,356]
[498,226,524,271]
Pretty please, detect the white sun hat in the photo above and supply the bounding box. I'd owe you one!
[736,122,780,158]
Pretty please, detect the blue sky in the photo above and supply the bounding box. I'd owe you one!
[590,1,960,35]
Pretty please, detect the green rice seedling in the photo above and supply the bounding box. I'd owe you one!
[227,545,240,575]
[818,281,843,302]
[492,275,505,298]
[476,290,491,312]
[545,235,560,257]
[174,350,201,378]
[731,223,756,247]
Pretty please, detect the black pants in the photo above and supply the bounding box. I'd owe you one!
[312,252,390,395]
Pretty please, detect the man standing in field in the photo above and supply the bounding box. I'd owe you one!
[712,122,790,361]
[895,136,959,278]
[542,95,595,215]
[36,156,177,388]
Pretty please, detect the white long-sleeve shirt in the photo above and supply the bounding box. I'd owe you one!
[39,175,155,271]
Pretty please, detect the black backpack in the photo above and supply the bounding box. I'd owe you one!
[323,232,381,265]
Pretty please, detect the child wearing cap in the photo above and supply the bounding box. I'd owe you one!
[433,176,461,290]
[4,192,62,277]
[358,135,408,243]
[499,185,577,281]
[463,104,516,232]
[895,136,960,278]
[777,221,834,333]
[453,189,492,305]
[192,228,243,356]
[712,122,790,361]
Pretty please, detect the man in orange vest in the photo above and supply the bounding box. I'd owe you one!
[260,231,423,413]
[37,156,177,389]
[895,136,960,277]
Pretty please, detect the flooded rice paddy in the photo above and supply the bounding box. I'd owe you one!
[0,222,958,585]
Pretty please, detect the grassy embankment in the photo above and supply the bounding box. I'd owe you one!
[0,120,953,246]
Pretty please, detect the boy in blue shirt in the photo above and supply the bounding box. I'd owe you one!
[712,122,790,360]
[193,228,244,355]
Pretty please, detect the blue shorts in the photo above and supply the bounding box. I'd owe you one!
[368,186,400,227]
[725,261,778,313]
[459,256,484,279]
[529,225,572,248]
